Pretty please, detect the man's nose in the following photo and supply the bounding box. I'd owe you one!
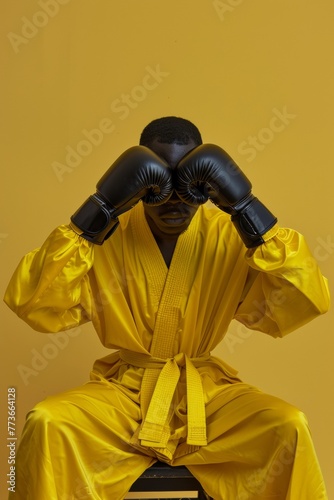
[168,190,183,202]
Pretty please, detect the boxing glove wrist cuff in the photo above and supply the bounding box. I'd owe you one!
[231,197,277,248]
[70,193,119,245]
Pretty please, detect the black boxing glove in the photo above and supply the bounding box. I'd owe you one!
[175,143,277,248]
[70,146,172,244]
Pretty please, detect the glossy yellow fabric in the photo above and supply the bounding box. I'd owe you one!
[4,201,330,499]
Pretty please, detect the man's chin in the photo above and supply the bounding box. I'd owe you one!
[156,217,192,236]
[144,206,198,239]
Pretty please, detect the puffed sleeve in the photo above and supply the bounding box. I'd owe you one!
[234,226,330,337]
[3,225,95,333]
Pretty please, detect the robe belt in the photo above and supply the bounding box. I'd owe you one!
[119,350,209,448]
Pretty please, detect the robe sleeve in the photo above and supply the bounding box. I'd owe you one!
[3,225,95,333]
[234,226,330,337]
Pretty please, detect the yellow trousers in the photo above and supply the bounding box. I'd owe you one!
[11,378,328,500]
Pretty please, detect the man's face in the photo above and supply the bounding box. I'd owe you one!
[143,139,199,239]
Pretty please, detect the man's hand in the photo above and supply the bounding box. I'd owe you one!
[70,146,173,244]
[175,143,277,247]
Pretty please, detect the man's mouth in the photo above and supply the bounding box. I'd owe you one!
[158,203,190,219]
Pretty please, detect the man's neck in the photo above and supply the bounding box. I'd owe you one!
[145,214,180,267]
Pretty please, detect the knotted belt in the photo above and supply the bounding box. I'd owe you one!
[120,350,209,448]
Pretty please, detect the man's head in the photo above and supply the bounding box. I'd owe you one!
[139,117,202,239]
[139,116,203,148]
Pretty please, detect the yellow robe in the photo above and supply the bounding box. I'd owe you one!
[4,202,330,499]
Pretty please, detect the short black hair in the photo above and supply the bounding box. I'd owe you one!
[139,116,202,146]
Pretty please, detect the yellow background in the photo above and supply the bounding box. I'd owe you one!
[1,1,333,497]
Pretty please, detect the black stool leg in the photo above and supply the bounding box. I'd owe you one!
[126,461,213,499]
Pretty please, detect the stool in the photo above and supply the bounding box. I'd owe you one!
[125,461,211,499]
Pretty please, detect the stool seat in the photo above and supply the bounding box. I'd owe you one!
[125,461,211,499]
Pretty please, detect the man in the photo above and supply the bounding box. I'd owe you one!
[4,116,330,499]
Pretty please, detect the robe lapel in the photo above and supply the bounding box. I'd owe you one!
[131,202,200,417]
[132,202,199,358]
